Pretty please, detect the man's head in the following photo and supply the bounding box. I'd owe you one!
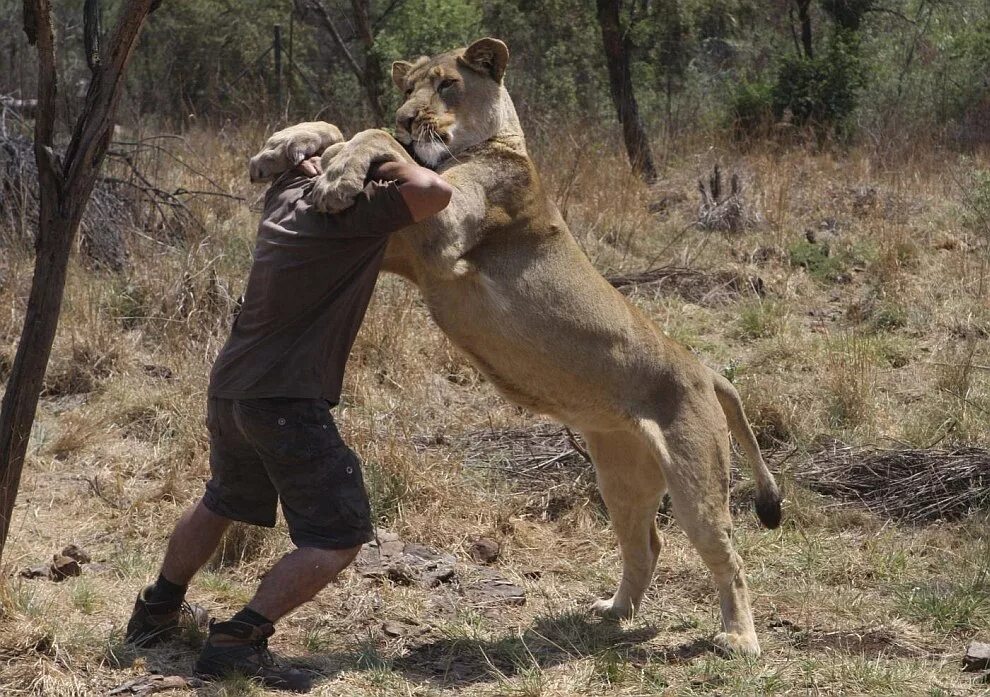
[391,38,512,168]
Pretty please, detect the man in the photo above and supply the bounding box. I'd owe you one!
[125,141,452,692]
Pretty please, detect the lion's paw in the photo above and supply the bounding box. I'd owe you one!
[712,631,761,657]
[249,122,344,182]
[310,167,367,213]
[589,597,635,621]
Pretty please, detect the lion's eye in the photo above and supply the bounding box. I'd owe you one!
[438,78,456,92]
[404,88,414,98]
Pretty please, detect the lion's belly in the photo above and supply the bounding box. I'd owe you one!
[418,245,664,429]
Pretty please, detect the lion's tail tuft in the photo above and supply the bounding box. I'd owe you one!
[711,372,782,529]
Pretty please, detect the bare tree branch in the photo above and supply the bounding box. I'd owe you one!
[372,0,406,32]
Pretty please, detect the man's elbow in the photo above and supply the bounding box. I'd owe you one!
[406,176,453,222]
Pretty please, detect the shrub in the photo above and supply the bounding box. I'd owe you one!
[730,78,775,136]
[788,239,848,282]
[771,34,865,133]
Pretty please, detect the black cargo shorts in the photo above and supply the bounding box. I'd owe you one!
[203,397,374,550]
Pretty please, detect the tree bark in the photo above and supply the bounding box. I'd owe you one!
[796,0,813,58]
[350,0,387,127]
[0,0,157,561]
[596,0,658,184]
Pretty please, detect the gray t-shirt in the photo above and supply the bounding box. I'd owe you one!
[209,171,412,404]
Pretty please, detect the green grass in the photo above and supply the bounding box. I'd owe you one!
[736,300,789,340]
[788,239,848,282]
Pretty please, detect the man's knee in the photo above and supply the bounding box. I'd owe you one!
[300,544,362,575]
[336,544,362,567]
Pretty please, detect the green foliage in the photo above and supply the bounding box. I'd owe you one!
[133,0,293,119]
[375,0,484,63]
[736,300,787,340]
[730,78,774,134]
[788,240,847,282]
[485,0,609,121]
[1,0,988,148]
[771,33,865,132]
[896,568,990,632]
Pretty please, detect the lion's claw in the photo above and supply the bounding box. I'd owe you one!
[310,169,367,213]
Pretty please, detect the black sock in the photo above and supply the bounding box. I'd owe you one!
[146,573,187,606]
[230,607,272,627]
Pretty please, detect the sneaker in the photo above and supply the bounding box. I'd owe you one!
[194,619,312,692]
[125,585,208,647]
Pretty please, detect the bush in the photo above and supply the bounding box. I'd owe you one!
[771,34,864,133]
[730,78,774,136]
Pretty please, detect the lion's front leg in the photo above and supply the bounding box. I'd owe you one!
[311,129,415,213]
[249,121,345,182]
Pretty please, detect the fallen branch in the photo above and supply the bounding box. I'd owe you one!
[796,441,990,523]
[606,265,766,305]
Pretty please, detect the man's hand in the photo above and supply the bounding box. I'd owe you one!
[371,161,453,222]
[295,156,323,178]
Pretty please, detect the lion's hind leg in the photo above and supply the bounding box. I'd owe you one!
[584,428,667,620]
[642,416,762,656]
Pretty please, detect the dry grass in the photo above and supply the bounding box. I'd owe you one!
[0,125,989,695]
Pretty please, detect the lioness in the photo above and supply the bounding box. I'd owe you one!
[249,38,781,656]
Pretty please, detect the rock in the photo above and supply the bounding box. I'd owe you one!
[463,568,526,608]
[60,544,91,564]
[109,675,205,695]
[382,619,424,638]
[382,621,407,637]
[356,535,456,589]
[963,641,990,672]
[468,537,500,565]
[142,364,175,380]
[49,554,82,581]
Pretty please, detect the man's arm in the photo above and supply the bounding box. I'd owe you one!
[296,156,451,222]
[369,161,453,222]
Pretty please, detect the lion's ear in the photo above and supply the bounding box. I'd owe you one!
[392,61,413,90]
[460,38,509,83]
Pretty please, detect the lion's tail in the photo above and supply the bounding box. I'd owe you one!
[711,372,782,529]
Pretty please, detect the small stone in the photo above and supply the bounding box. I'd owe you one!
[382,621,407,637]
[142,364,174,380]
[49,554,81,581]
[464,569,526,607]
[963,641,990,672]
[468,537,500,565]
[379,540,404,557]
[60,544,91,564]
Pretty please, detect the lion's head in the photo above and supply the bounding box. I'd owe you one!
[391,38,518,168]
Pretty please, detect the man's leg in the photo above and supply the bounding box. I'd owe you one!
[246,545,361,622]
[194,399,373,692]
[160,498,232,586]
[125,499,231,646]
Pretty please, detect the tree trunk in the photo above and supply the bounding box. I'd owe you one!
[796,0,813,59]
[350,0,387,127]
[0,0,157,561]
[596,0,658,184]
